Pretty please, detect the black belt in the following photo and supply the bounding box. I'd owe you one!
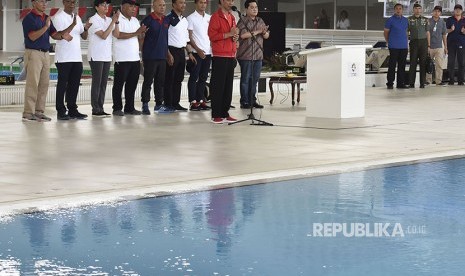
[27,48,49,52]
[168,46,185,50]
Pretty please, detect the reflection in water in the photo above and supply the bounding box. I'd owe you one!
[206,189,235,257]
[1,159,465,275]
[0,257,21,276]
[91,214,109,238]
[117,204,136,233]
[60,217,76,245]
[22,216,51,249]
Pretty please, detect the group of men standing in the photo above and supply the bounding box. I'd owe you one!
[21,0,269,124]
[384,3,465,89]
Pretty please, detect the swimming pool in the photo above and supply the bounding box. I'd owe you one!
[1,158,465,275]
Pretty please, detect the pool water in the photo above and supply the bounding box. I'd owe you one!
[1,158,465,275]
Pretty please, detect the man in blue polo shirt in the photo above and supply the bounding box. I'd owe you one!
[384,3,409,90]
[21,0,71,121]
[446,4,465,85]
[140,0,170,114]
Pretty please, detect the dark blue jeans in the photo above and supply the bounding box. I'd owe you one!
[238,59,262,105]
[447,44,465,83]
[386,48,408,87]
[187,54,211,102]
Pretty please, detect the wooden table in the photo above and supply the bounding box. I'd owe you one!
[268,76,307,106]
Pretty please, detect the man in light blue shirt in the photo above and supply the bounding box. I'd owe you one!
[426,6,447,86]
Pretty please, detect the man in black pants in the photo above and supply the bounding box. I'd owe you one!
[165,0,196,112]
[408,3,429,89]
[111,0,147,116]
[140,0,170,114]
[187,0,212,111]
[52,0,91,120]
[208,0,238,123]
[384,3,409,89]
[446,4,465,85]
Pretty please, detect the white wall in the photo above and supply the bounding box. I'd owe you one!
[2,0,63,52]
[0,2,3,50]
[3,0,23,52]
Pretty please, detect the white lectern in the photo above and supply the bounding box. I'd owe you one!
[300,45,371,118]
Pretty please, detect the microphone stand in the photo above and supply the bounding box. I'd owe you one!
[229,7,273,126]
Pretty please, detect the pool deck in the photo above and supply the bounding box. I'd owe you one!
[1,85,465,216]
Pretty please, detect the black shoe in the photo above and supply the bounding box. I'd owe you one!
[124,109,142,115]
[409,84,415,88]
[253,103,264,109]
[240,104,250,109]
[174,104,188,111]
[57,113,70,120]
[448,82,454,85]
[112,110,124,116]
[387,85,393,89]
[142,103,151,115]
[420,84,425,89]
[69,111,88,119]
[92,111,106,118]
[396,85,409,89]
[458,82,464,86]
[438,82,447,86]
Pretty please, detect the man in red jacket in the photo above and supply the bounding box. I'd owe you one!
[208,0,239,124]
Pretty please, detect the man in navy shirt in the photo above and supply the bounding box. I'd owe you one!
[140,0,170,114]
[22,0,71,121]
[384,3,409,89]
[446,4,465,85]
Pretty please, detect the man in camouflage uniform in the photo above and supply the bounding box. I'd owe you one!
[408,3,430,88]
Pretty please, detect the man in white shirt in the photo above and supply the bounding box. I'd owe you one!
[164,0,195,111]
[52,0,91,120]
[111,0,147,116]
[186,0,211,111]
[88,0,119,117]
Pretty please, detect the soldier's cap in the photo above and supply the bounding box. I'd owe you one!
[413,3,421,8]
[454,4,463,10]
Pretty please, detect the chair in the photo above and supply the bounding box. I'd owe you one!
[305,41,322,49]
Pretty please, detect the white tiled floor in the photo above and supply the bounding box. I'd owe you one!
[1,85,465,216]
